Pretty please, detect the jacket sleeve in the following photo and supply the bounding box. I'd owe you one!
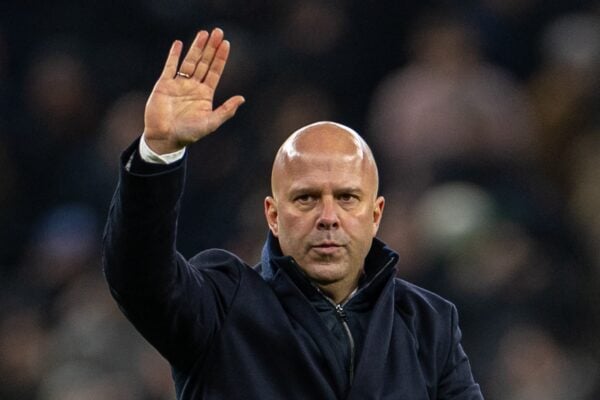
[102,139,242,370]
[437,305,484,399]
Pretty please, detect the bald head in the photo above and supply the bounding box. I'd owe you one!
[265,121,385,302]
[271,121,379,198]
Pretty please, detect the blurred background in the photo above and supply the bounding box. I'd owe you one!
[1,0,599,399]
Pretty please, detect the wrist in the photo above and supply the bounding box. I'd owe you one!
[142,132,185,155]
[140,134,186,164]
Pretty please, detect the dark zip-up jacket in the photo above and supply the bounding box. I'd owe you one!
[103,140,484,399]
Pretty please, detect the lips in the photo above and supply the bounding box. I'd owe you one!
[312,241,342,248]
[311,242,344,255]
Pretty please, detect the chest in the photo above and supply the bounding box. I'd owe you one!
[176,273,435,399]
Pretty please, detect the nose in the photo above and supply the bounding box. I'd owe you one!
[317,197,339,230]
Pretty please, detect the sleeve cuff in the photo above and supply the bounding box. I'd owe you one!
[140,134,186,164]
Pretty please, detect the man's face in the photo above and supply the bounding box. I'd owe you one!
[265,124,384,296]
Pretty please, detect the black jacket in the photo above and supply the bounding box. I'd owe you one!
[103,140,484,399]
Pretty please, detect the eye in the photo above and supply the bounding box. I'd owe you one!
[294,194,316,204]
[338,193,359,204]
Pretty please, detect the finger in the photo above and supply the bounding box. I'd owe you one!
[160,40,183,79]
[193,28,224,82]
[178,30,209,76]
[204,40,231,90]
[206,95,245,132]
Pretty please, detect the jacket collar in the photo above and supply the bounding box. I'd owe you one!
[257,231,400,302]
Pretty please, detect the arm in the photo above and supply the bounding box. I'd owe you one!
[437,305,484,399]
[102,28,245,369]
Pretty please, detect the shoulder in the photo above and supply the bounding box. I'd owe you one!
[394,278,456,317]
[393,278,458,347]
[187,248,262,285]
[189,248,246,267]
[189,248,249,275]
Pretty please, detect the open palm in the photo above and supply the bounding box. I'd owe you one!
[143,28,245,154]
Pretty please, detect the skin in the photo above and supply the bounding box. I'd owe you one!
[265,122,385,303]
[142,28,384,304]
[143,28,245,155]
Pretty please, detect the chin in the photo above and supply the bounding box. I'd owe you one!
[304,263,347,285]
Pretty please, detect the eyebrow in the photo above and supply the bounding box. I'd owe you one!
[287,186,365,197]
[287,186,319,198]
[334,187,364,195]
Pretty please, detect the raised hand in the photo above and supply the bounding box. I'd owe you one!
[143,28,245,154]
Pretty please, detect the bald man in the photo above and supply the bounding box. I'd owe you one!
[103,29,483,399]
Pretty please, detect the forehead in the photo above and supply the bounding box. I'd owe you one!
[271,122,379,195]
[284,151,365,181]
[274,146,376,197]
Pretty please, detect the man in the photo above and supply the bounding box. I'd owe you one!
[103,28,483,399]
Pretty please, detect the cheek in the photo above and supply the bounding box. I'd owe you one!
[277,214,313,257]
[344,213,377,242]
[280,207,312,227]
[278,210,313,240]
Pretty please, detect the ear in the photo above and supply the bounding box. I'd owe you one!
[264,196,279,237]
[372,196,385,236]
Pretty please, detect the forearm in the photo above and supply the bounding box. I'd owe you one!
[102,137,186,300]
[102,138,245,368]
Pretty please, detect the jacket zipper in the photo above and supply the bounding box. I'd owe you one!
[334,303,355,384]
[327,257,396,384]
[289,256,397,385]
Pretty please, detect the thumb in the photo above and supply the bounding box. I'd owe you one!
[206,95,245,132]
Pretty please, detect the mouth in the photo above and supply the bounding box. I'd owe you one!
[311,242,344,255]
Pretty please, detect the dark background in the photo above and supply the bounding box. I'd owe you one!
[1,1,599,398]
